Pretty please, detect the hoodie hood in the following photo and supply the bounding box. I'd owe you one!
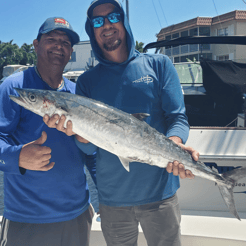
[85,0,137,66]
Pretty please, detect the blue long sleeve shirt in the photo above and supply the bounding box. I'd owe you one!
[75,53,189,207]
[0,67,96,223]
[74,0,189,207]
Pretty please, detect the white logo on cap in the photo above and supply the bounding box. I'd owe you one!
[54,18,69,28]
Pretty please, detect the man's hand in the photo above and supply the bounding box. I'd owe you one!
[43,114,75,136]
[166,137,199,179]
[43,114,89,143]
[19,131,55,171]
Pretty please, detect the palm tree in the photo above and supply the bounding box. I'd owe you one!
[135,41,146,53]
[0,41,37,79]
[20,43,37,65]
[0,40,22,79]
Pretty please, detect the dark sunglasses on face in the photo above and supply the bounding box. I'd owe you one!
[91,12,122,28]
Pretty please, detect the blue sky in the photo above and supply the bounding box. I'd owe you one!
[1,0,245,53]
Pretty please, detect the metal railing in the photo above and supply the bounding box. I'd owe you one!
[165,44,210,56]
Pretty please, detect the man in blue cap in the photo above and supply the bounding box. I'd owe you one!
[0,17,96,246]
[44,1,199,245]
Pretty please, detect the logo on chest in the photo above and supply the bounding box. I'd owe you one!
[132,75,154,85]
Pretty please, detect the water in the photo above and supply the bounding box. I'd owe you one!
[0,170,99,216]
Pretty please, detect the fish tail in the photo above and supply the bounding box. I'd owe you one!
[217,166,246,220]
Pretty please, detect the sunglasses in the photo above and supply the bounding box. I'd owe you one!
[91,12,122,28]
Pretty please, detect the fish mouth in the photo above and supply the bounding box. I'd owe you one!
[9,88,29,108]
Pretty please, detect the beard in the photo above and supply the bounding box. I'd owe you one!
[103,38,122,52]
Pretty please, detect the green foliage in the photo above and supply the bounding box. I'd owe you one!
[0,41,37,79]
[135,41,146,53]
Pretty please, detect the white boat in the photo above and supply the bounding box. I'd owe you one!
[89,127,246,245]
[89,37,246,245]
[90,212,246,246]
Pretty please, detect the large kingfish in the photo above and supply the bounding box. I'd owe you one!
[10,88,246,220]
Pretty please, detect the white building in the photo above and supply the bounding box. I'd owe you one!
[64,40,98,73]
[157,10,246,63]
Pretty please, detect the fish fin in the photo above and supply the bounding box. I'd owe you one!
[212,166,219,173]
[222,166,246,181]
[217,184,240,220]
[218,166,246,220]
[118,157,130,172]
[131,113,150,121]
[59,106,68,113]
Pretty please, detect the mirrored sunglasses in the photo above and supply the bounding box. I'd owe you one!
[91,12,122,28]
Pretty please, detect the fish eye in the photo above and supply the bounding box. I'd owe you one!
[28,93,36,102]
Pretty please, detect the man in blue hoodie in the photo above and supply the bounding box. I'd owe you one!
[0,17,96,246]
[44,1,199,245]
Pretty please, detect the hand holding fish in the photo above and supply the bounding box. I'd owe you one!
[19,131,55,171]
[166,148,199,179]
[43,114,89,143]
[166,140,199,179]
[43,114,74,136]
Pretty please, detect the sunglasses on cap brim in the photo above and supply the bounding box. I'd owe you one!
[91,12,122,28]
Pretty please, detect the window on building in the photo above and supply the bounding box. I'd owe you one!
[217,55,229,61]
[199,27,210,36]
[190,44,199,52]
[165,35,172,50]
[199,44,210,51]
[70,52,76,62]
[181,45,189,54]
[165,48,171,57]
[172,33,179,39]
[199,53,212,60]
[206,53,212,60]
[181,30,189,37]
[217,28,228,36]
[190,28,198,36]
[174,57,180,63]
[172,33,179,50]
[172,46,179,55]
[181,55,189,62]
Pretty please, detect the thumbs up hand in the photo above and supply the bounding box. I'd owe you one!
[19,131,55,171]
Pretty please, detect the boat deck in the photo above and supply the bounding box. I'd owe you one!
[90,211,246,246]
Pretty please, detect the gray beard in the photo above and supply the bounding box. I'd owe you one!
[103,39,122,52]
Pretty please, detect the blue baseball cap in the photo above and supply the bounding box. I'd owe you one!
[87,0,122,19]
[37,17,80,46]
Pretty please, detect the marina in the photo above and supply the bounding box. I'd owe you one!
[1,2,246,243]
[1,57,246,245]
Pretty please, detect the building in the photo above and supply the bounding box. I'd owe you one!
[157,10,246,63]
[64,40,98,73]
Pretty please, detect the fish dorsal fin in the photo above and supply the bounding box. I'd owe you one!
[212,166,219,174]
[131,113,150,121]
[118,157,130,172]
[59,106,69,113]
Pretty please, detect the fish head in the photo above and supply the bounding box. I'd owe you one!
[9,88,58,117]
